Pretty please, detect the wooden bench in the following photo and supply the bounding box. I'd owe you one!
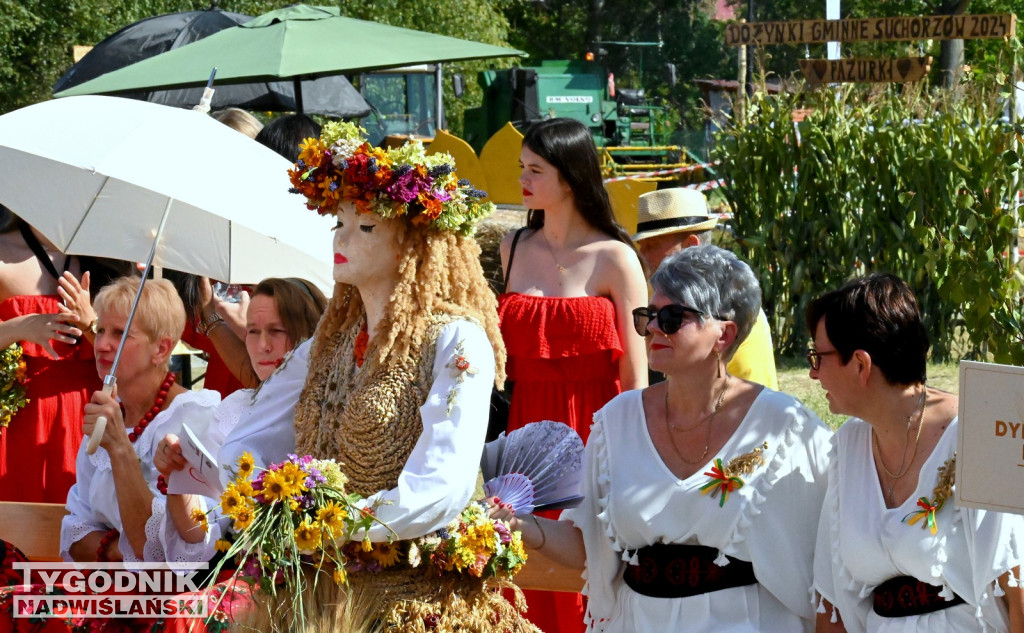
[0,501,67,561]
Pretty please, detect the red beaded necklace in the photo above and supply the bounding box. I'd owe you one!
[122,371,176,443]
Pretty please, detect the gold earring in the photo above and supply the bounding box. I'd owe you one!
[715,350,722,378]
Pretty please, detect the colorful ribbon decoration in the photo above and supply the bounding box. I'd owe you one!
[902,497,940,535]
[699,459,745,507]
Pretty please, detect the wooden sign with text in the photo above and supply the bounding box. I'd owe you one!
[957,361,1024,516]
[799,57,932,83]
[725,14,1015,46]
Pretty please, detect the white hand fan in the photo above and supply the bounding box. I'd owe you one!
[481,420,584,515]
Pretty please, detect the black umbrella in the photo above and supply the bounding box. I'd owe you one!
[52,5,371,118]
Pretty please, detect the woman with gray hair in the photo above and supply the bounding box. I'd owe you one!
[493,245,832,632]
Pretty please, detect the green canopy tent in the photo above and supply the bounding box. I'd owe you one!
[56,4,525,121]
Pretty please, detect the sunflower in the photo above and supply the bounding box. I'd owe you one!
[236,452,255,480]
[317,501,348,536]
[260,470,287,502]
[233,506,254,531]
[277,462,308,497]
[293,520,322,551]
[220,486,245,516]
[189,508,209,534]
[215,539,232,553]
[368,542,402,568]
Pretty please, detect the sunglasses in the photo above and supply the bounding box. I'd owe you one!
[632,304,709,337]
[805,348,840,371]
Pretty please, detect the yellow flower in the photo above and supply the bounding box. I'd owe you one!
[289,498,300,512]
[260,470,287,502]
[189,508,209,534]
[220,487,245,516]
[368,542,402,568]
[233,506,254,531]
[236,452,255,480]
[361,537,373,552]
[235,479,254,498]
[215,540,232,553]
[317,502,348,536]
[293,520,322,551]
[332,567,347,586]
[277,463,308,497]
[297,137,325,165]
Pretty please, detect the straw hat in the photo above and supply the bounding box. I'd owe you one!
[632,189,717,242]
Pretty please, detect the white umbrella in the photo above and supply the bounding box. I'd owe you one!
[0,95,335,452]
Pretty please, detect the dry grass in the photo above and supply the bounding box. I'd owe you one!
[776,356,959,429]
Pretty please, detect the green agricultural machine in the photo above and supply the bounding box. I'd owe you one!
[462,60,685,178]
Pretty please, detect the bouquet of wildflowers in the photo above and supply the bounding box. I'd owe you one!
[209,453,387,626]
[0,344,28,428]
[406,502,527,580]
[288,121,494,236]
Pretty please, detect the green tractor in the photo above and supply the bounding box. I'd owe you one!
[462,60,684,178]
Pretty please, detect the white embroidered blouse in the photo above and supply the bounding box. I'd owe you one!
[564,388,832,633]
[814,417,1024,633]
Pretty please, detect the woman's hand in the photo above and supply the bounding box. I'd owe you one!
[154,434,188,477]
[485,497,523,531]
[3,312,82,359]
[83,387,127,453]
[57,271,94,331]
[214,290,249,339]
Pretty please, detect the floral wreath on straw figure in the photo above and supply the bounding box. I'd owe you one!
[289,121,493,236]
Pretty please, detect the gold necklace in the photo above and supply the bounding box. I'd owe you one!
[664,374,731,465]
[874,386,927,502]
[540,232,567,274]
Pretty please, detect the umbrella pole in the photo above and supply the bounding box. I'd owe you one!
[85,198,175,455]
[294,78,304,114]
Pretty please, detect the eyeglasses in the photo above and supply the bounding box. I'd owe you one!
[806,348,840,371]
[632,304,709,337]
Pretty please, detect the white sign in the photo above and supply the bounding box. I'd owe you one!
[956,360,1024,515]
[167,423,221,498]
[545,96,594,104]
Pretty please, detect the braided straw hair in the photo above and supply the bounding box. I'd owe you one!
[316,221,505,388]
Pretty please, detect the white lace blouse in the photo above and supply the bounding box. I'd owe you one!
[564,388,832,633]
[60,389,220,563]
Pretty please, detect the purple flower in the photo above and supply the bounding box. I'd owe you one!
[465,188,487,199]
[392,164,412,178]
[429,164,453,178]
[296,159,306,169]
[368,157,379,175]
[328,181,339,192]
[457,178,470,187]
[432,188,452,202]
[386,169,432,204]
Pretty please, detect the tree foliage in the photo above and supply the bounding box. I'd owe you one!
[0,0,514,128]
[714,70,1024,363]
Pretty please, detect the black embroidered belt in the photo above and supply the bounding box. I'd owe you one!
[622,543,757,598]
[872,576,965,618]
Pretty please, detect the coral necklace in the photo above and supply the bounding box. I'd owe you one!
[120,371,176,443]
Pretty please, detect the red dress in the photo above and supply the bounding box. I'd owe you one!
[180,320,244,399]
[0,296,101,503]
[498,292,623,633]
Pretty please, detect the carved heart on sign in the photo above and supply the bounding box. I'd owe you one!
[896,58,913,81]
[809,60,828,82]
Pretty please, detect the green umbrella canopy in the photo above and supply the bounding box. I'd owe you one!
[56,4,524,96]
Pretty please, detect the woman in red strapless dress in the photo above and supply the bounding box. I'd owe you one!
[0,211,101,503]
[498,119,649,633]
